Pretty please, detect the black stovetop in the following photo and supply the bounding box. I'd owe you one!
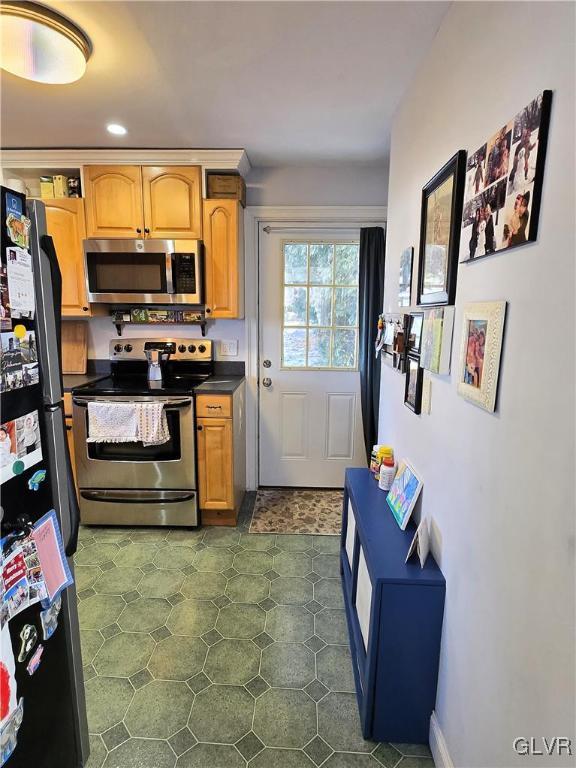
[73,374,210,396]
[73,359,213,396]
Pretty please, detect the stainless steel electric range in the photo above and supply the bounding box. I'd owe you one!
[72,338,214,527]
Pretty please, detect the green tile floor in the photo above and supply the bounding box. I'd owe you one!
[75,499,434,768]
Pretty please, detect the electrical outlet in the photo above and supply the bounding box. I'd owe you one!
[219,340,238,357]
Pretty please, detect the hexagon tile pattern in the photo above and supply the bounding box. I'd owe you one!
[76,516,435,768]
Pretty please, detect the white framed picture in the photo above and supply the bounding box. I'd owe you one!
[457,301,507,413]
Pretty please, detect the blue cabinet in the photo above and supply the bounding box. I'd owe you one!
[341,468,445,744]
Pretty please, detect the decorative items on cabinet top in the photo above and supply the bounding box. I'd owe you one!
[344,467,442,585]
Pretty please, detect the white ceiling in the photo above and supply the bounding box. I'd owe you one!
[0,1,450,167]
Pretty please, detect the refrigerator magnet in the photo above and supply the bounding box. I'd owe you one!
[0,410,43,486]
[17,625,38,663]
[26,644,43,676]
[28,469,47,492]
[40,596,61,641]
[0,697,24,766]
[32,511,74,605]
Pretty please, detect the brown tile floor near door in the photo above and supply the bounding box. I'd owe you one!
[75,495,434,768]
[250,489,344,535]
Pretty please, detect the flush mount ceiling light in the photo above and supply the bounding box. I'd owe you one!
[107,123,127,136]
[0,1,91,84]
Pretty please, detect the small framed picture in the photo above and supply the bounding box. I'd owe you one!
[406,312,424,358]
[404,357,423,414]
[457,301,507,412]
[417,151,466,306]
[398,247,414,308]
[386,460,423,530]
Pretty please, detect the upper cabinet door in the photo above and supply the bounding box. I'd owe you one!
[142,166,202,239]
[203,199,243,319]
[84,165,144,238]
[44,198,91,317]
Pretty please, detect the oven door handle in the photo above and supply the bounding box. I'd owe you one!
[80,490,196,504]
[73,397,192,408]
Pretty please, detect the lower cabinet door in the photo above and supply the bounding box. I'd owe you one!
[197,417,233,509]
[345,500,356,568]
[355,545,373,652]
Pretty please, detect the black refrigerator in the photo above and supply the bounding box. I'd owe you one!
[0,187,89,767]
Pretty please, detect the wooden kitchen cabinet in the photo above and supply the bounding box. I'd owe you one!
[197,418,233,510]
[196,383,246,525]
[83,165,144,238]
[202,199,244,318]
[83,165,203,239]
[44,198,91,316]
[142,166,202,239]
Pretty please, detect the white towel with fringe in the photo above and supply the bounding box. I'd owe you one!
[86,401,170,445]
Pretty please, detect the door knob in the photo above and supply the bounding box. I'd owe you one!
[263,359,271,368]
[262,377,272,388]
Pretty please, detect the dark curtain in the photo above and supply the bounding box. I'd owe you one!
[358,226,386,464]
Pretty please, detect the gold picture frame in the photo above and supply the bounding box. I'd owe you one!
[457,301,507,413]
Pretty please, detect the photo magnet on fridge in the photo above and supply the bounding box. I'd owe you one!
[26,644,44,676]
[17,625,38,664]
[40,596,62,641]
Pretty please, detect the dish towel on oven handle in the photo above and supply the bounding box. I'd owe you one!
[86,401,170,445]
[138,402,170,446]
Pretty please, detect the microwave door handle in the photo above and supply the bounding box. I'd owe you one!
[166,253,175,293]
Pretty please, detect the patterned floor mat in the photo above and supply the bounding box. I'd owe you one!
[249,488,343,535]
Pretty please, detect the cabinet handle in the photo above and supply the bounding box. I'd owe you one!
[82,306,89,312]
[197,425,203,431]
[205,307,212,314]
[206,405,221,410]
[144,227,150,234]
[136,228,142,234]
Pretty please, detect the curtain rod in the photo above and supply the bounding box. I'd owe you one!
[262,224,385,233]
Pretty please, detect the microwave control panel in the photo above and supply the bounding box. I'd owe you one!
[173,253,197,293]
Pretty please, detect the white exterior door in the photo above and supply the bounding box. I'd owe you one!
[259,227,366,487]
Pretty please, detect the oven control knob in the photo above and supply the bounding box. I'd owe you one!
[114,344,123,353]
[188,344,196,353]
[178,344,186,353]
[198,344,206,354]
[124,344,133,352]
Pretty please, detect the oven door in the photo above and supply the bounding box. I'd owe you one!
[72,395,195,489]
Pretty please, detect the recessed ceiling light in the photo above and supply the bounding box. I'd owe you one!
[107,124,127,136]
[0,1,91,85]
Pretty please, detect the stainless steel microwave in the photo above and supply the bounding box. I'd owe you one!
[84,239,203,305]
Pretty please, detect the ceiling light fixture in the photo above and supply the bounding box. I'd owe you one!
[107,124,127,136]
[0,1,91,85]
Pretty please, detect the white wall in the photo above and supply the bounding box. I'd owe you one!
[246,163,388,206]
[379,3,575,767]
[87,317,246,362]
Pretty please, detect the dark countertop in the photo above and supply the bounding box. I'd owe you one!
[63,373,108,392]
[194,376,245,395]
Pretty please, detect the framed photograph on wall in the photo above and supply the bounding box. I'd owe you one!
[457,301,507,413]
[460,91,552,263]
[404,356,423,415]
[417,150,466,306]
[420,306,455,375]
[406,311,424,358]
[398,247,414,308]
